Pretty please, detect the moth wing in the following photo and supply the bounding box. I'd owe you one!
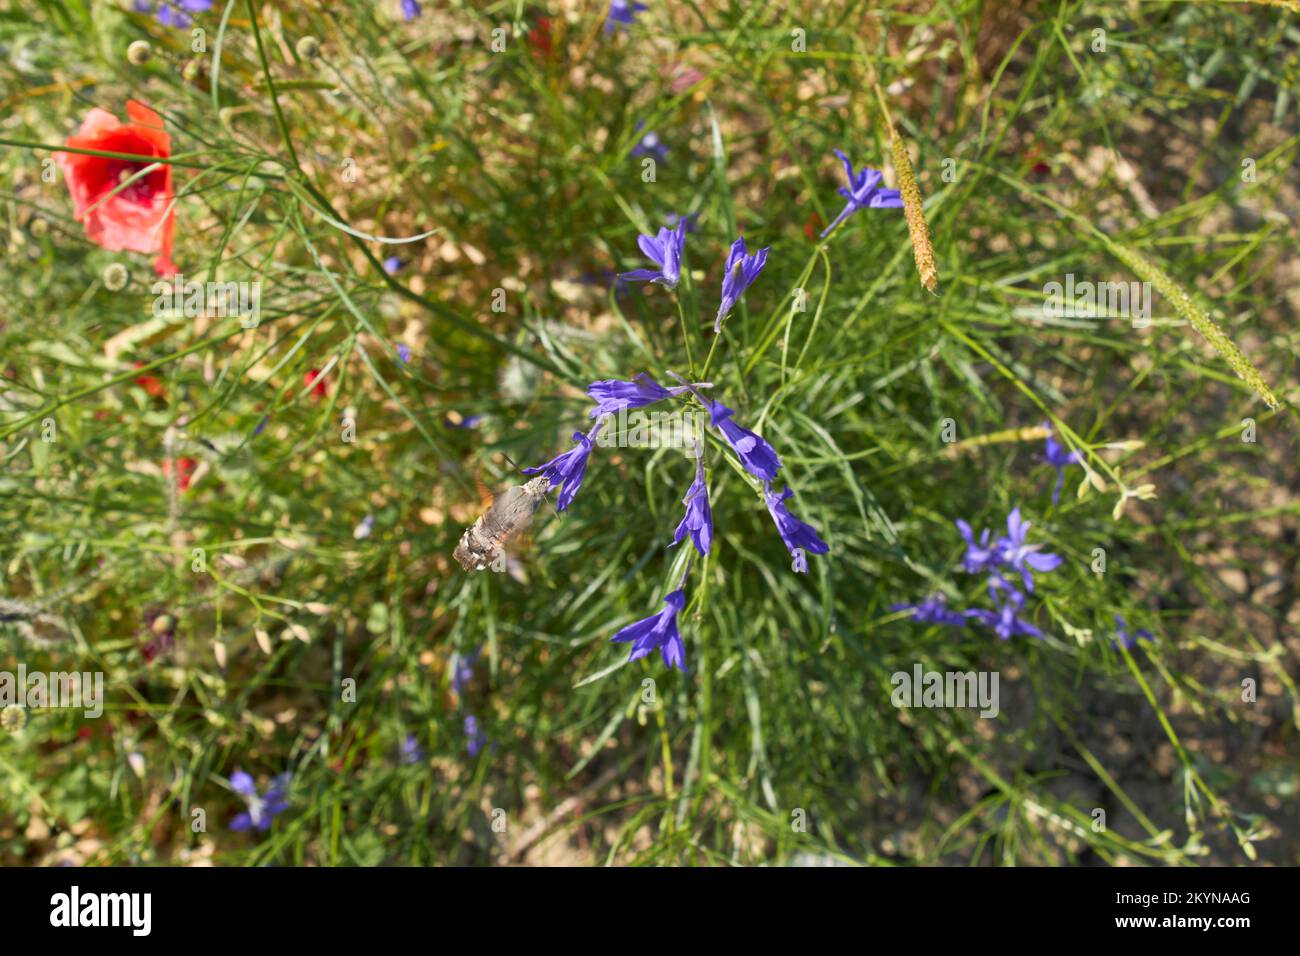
[473,471,495,510]
[502,526,537,558]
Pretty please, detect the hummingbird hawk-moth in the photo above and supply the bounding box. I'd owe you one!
[453,475,551,571]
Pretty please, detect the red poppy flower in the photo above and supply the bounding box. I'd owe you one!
[132,362,166,399]
[1024,143,1052,178]
[162,456,198,492]
[527,15,553,60]
[803,211,825,241]
[55,100,178,277]
[304,368,329,400]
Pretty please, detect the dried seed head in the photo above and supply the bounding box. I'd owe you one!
[1,705,26,733]
[1108,240,1280,410]
[127,40,152,66]
[296,36,322,60]
[103,262,129,291]
[889,128,938,295]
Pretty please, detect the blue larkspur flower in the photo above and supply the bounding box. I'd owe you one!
[587,372,691,418]
[450,647,479,696]
[631,122,669,162]
[965,588,1043,641]
[820,150,903,237]
[671,457,713,556]
[229,770,290,832]
[522,420,602,511]
[955,518,999,574]
[610,589,688,670]
[605,0,647,33]
[1111,613,1153,650]
[995,507,1062,592]
[706,399,781,481]
[401,0,422,20]
[762,483,829,572]
[618,220,686,289]
[464,715,487,757]
[891,594,966,627]
[396,342,412,364]
[1043,420,1082,505]
[400,735,424,766]
[713,236,770,333]
[444,412,483,429]
[137,0,213,29]
[384,255,404,274]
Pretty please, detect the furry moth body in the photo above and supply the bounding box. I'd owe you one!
[453,476,551,571]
